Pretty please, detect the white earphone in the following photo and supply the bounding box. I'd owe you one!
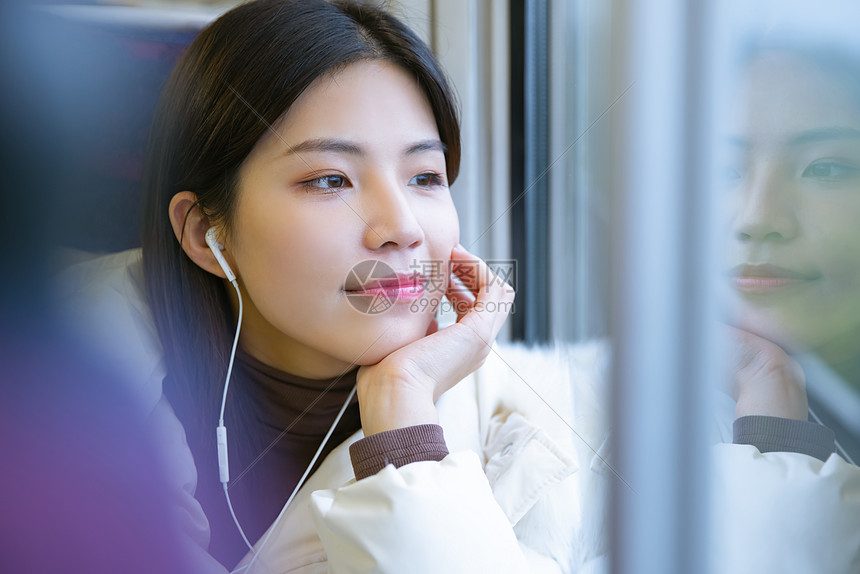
[205,226,236,282]
[204,227,356,572]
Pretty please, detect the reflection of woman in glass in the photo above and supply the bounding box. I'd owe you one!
[724,43,860,463]
[711,40,860,573]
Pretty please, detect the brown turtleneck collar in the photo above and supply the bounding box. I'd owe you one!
[235,349,360,438]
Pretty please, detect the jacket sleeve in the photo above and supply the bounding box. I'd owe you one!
[711,444,860,574]
[309,451,549,574]
[348,424,450,479]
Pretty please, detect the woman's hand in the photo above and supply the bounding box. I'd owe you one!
[724,325,808,420]
[356,244,515,436]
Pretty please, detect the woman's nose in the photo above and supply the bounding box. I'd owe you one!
[732,165,800,243]
[361,176,425,251]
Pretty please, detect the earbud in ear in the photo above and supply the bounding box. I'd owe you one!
[205,226,236,282]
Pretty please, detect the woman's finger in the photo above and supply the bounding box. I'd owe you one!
[447,244,515,342]
[449,244,486,298]
[445,273,476,322]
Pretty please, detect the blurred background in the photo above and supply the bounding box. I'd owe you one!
[5,1,858,573]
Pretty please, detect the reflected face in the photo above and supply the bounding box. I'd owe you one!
[724,52,860,352]
[225,60,459,378]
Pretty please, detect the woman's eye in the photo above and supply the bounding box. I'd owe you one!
[802,161,860,181]
[409,172,445,187]
[302,174,350,192]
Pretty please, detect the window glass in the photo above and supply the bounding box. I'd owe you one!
[711,2,860,571]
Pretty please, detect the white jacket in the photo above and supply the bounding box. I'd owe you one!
[58,249,860,574]
[235,341,612,574]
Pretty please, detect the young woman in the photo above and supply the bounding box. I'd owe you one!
[132,1,581,572]
[723,42,860,464]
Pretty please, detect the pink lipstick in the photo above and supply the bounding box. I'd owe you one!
[730,264,820,294]
[345,272,426,301]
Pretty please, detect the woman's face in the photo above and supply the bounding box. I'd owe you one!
[724,52,860,353]
[225,60,459,378]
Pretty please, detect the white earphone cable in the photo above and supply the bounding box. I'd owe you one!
[218,277,256,553]
[219,277,243,428]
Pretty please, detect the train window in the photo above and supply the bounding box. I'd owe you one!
[611,1,860,572]
[426,0,860,571]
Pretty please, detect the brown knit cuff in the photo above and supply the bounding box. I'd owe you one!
[734,415,835,462]
[349,424,449,480]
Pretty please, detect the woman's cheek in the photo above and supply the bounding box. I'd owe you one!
[433,198,460,250]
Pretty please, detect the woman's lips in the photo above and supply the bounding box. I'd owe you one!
[344,272,426,301]
[730,263,821,294]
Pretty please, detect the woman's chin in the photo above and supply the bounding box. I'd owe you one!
[734,314,810,354]
[348,319,435,366]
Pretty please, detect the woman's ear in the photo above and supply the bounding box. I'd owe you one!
[169,191,234,280]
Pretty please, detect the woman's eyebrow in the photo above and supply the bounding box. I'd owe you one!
[724,128,860,150]
[283,138,362,156]
[281,138,447,157]
[788,126,860,147]
[403,139,447,156]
